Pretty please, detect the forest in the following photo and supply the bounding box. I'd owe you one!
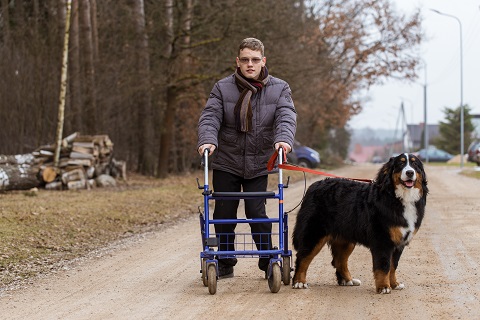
[0,0,423,177]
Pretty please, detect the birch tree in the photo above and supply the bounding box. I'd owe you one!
[54,0,72,168]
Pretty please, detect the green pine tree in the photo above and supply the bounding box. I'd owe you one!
[434,105,474,155]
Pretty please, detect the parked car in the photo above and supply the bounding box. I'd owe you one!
[467,140,480,166]
[287,141,320,168]
[414,147,454,162]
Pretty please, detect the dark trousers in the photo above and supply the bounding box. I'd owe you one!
[212,170,272,271]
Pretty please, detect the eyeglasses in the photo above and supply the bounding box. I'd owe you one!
[238,57,263,64]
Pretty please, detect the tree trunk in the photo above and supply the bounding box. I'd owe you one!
[0,154,35,165]
[80,0,97,134]
[69,0,82,132]
[158,85,176,178]
[164,0,174,57]
[90,0,99,64]
[156,0,175,178]
[129,0,154,175]
[54,0,72,168]
[57,0,66,40]
[157,0,193,178]
[1,0,10,43]
[174,0,193,173]
[0,165,41,191]
[32,0,39,34]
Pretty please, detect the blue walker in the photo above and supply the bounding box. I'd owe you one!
[198,148,292,294]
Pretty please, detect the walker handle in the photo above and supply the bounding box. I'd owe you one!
[203,148,210,186]
[277,147,284,184]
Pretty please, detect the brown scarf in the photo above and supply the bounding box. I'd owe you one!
[234,67,270,132]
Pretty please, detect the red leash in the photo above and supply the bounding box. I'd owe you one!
[267,150,373,183]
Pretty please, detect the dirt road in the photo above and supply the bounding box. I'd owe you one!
[1,163,479,319]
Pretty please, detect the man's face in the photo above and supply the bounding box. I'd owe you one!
[236,48,266,80]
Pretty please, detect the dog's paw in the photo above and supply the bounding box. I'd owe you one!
[292,282,309,289]
[393,283,405,290]
[377,286,392,294]
[339,278,361,286]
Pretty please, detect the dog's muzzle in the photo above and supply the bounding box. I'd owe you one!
[401,169,416,188]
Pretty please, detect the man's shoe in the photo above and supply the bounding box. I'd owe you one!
[218,266,234,279]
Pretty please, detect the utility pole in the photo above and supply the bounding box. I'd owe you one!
[430,9,464,168]
[422,60,429,163]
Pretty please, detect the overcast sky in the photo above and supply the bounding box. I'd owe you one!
[348,0,480,130]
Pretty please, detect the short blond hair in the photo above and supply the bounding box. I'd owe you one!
[238,38,264,56]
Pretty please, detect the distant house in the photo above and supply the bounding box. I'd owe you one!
[348,142,403,163]
[349,144,387,163]
[407,123,440,151]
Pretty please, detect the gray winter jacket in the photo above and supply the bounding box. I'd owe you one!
[197,73,296,179]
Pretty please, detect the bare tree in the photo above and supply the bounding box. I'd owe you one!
[157,0,197,177]
[68,0,82,132]
[293,0,423,151]
[1,0,10,43]
[90,0,99,63]
[54,0,72,168]
[156,0,175,178]
[79,0,97,134]
[129,0,154,175]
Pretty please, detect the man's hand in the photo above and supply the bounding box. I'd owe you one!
[198,144,216,156]
[275,142,291,154]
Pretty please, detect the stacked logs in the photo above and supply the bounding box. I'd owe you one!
[0,133,126,191]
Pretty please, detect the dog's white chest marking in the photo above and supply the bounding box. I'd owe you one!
[400,200,417,244]
[395,154,421,245]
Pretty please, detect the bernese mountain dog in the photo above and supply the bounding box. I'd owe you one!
[291,153,428,294]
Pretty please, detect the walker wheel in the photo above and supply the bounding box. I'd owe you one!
[268,263,281,293]
[282,256,291,285]
[207,263,217,295]
[201,258,208,287]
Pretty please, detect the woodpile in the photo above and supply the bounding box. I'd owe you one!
[0,132,126,191]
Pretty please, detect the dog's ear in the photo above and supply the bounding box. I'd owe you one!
[376,157,394,192]
[422,173,429,196]
[417,157,429,196]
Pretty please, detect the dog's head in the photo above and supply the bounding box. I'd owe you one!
[376,153,428,198]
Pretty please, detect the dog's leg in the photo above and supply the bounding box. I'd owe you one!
[330,239,361,286]
[374,269,391,294]
[292,236,328,289]
[372,250,392,294]
[389,248,405,290]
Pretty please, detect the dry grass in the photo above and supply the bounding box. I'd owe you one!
[460,167,480,179]
[0,169,307,288]
[0,172,202,287]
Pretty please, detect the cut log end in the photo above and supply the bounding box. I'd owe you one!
[42,166,58,183]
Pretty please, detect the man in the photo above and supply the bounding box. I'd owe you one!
[197,37,296,279]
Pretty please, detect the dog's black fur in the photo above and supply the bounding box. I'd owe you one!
[292,153,428,293]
